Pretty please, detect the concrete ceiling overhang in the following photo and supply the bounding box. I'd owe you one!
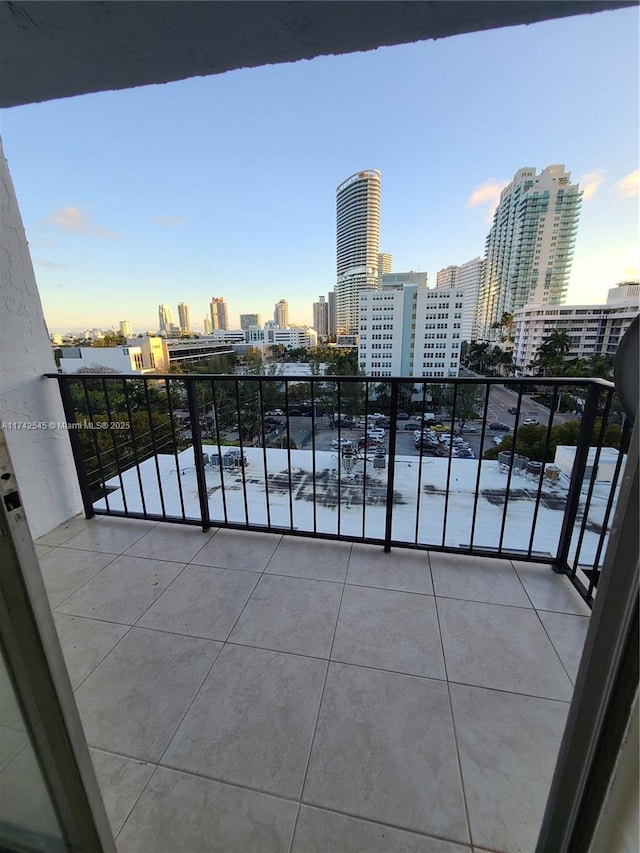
[0,0,636,108]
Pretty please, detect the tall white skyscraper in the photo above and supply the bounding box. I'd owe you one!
[336,169,381,335]
[158,304,172,333]
[203,316,212,335]
[177,302,191,334]
[210,297,228,331]
[274,299,289,328]
[119,320,133,337]
[478,164,582,340]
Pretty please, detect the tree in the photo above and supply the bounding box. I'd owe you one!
[92,331,127,347]
[529,329,572,376]
[492,312,514,343]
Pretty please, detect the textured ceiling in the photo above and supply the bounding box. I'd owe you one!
[0,1,636,108]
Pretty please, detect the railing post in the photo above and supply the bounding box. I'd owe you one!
[555,382,601,571]
[57,377,95,519]
[186,379,211,531]
[383,379,400,552]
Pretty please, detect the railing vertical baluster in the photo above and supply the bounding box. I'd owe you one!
[143,378,167,519]
[233,378,250,527]
[209,379,228,525]
[590,414,632,592]
[413,381,427,545]
[310,379,317,535]
[469,383,491,550]
[186,378,211,531]
[284,382,294,531]
[571,388,613,578]
[361,380,369,539]
[336,381,342,537]
[258,380,272,530]
[383,379,399,552]
[121,378,147,516]
[441,382,458,548]
[555,382,602,571]
[101,377,129,515]
[526,385,559,558]
[82,377,111,513]
[57,377,95,518]
[498,383,524,554]
[164,378,186,520]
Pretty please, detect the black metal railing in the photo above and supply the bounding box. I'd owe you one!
[47,373,632,607]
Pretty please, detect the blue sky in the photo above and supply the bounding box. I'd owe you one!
[2,6,638,333]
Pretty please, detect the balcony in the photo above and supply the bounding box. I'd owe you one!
[2,370,633,852]
[29,514,590,852]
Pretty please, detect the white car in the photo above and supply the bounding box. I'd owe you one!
[523,417,539,426]
[367,428,385,440]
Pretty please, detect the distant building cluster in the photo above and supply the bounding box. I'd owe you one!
[56,164,638,379]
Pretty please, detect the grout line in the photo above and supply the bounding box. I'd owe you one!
[288,542,351,853]
[432,586,474,847]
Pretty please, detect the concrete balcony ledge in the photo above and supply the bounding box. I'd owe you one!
[18,517,591,852]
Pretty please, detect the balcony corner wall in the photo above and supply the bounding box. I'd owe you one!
[0,141,83,538]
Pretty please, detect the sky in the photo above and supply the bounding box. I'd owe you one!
[1,6,638,334]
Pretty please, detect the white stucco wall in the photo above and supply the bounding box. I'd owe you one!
[0,141,83,537]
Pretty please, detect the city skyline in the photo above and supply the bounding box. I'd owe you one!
[1,6,637,332]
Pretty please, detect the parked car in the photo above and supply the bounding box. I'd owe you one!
[523,417,540,426]
[358,437,385,452]
[331,438,355,450]
[460,425,478,433]
[489,422,511,431]
[396,412,409,420]
[367,428,386,440]
[404,422,421,430]
[432,424,450,433]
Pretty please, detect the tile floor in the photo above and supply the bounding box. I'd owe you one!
[14,516,592,852]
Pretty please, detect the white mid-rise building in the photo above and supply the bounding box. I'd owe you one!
[437,258,485,343]
[512,281,640,373]
[359,277,464,378]
[478,164,582,341]
[265,326,318,350]
[59,346,148,374]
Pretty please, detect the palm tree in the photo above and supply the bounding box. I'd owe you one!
[529,329,573,377]
[491,312,515,343]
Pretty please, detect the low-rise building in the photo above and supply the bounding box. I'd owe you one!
[512,281,639,373]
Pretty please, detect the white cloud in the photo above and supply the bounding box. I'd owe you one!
[152,214,183,226]
[467,179,508,222]
[579,169,605,201]
[45,206,120,239]
[614,170,639,199]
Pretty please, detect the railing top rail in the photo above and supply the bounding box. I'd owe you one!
[43,373,616,389]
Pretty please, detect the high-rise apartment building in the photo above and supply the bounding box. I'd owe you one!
[274,299,289,328]
[328,290,336,338]
[119,320,133,337]
[158,304,172,334]
[478,164,582,340]
[240,313,261,330]
[203,316,212,335]
[177,302,191,334]
[210,297,228,331]
[336,169,381,335]
[359,278,464,378]
[312,296,329,339]
[378,253,392,277]
[436,266,460,289]
[437,258,485,343]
